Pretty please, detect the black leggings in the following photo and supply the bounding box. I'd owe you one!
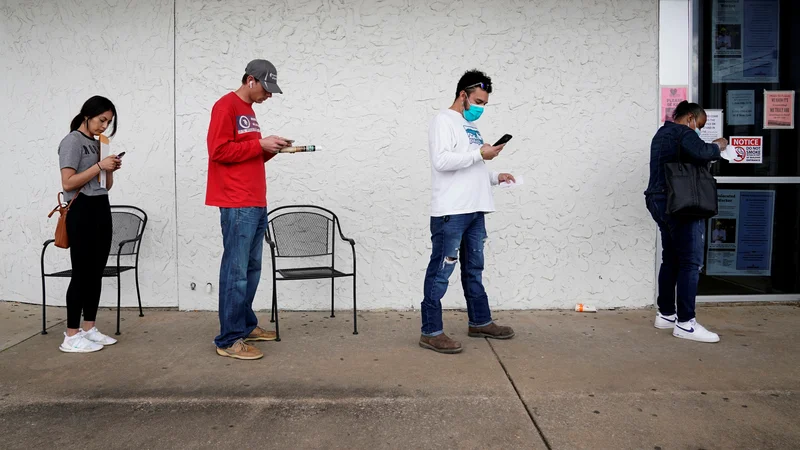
[65,193,112,329]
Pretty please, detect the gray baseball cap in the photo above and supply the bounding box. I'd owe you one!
[244,59,282,94]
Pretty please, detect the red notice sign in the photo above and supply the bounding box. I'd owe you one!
[729,136,763,164]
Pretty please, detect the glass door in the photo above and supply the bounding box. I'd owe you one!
[692,0,799,300]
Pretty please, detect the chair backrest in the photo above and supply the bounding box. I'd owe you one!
[110,205,147,256]
[268,206,337,258]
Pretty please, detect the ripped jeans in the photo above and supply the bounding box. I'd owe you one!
[421,212,493,336]
[646,194,705,323]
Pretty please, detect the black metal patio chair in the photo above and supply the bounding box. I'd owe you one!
[265,205,358,341]
[41,205,148,335]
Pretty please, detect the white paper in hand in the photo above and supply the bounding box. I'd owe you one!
[720,146,737,162]
[499,175,524,188]
[98,135,110,189]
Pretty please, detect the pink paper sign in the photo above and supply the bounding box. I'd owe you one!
[763,91,795,129]
[661,86,688,123]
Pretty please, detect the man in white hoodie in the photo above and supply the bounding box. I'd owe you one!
[419,70,516,354]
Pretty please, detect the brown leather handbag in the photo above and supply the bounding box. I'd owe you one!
[48,191,80,249]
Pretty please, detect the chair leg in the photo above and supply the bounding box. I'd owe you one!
[272,289,280,342]
[41,276,48,335]
[135,266,143,317]
[270,286,276,323]
[352,274,358,335]
[116,272,122,336]
[330,277,335,318]
[270,270,276,323]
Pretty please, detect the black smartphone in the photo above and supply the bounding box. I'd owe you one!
[117,151,126,158]
[493,134,512,146]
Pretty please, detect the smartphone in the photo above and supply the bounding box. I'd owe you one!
[493,134,513,146]
[116,152,126,158]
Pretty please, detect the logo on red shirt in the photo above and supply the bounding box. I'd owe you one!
[237,115,260,134]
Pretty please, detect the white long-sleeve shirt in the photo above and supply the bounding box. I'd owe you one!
[428,109,499,217]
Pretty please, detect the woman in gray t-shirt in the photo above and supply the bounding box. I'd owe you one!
[56,96,124,353]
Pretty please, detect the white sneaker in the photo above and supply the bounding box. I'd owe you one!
[654,312,677,329]
[81,327,118,346]
[59,333,104,353]
[673,319,720,343]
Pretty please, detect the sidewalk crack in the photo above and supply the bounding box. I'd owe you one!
[0,319,65,354]
[487,339,552,450]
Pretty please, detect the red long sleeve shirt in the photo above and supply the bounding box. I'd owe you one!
[205,92,276,208]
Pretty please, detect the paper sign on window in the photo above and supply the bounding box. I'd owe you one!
[660,86,687,124]
[727,136,763,164]
[763,90,795,129]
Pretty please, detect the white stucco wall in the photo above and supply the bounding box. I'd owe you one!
[2,0,658,312]
[0,0,178,309]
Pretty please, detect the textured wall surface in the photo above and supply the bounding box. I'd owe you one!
[0,0,177,308]
[174,0,658,312]
[2,0,658,313]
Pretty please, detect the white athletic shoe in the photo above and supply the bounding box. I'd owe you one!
[81,327,118,346]
[654,312,677,329]
[673,319,720,343]
[59,333,104,353]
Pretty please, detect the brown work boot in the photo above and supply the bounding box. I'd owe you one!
[468,323,515,340]
[245,326,277,342]
[419,333,463,354]
[216,339,264,360]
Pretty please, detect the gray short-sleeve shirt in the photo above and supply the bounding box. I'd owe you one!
[58,131,108,201]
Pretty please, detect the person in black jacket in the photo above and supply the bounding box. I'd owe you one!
[644,101,728,343]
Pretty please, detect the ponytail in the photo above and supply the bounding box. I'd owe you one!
[672,100,705,122]
[68,96,119,136]
[70,114,85,132]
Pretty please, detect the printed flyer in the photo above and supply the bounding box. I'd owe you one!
[660,86,688,123]
[700,110,724,143]
[763,90,795,129]
[706,189,775,276]
[726,90,754,125]
[711,0,779,83]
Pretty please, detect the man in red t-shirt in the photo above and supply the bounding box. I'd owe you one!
[206,59,292,360]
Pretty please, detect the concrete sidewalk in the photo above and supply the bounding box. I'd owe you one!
[0,302,798,449]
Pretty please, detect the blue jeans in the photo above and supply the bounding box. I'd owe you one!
[646,195,705,322]
[421,212,493,336]
[214,207,268,348]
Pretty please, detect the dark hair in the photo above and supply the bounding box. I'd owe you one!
[70,96,118,137]
[455,69,493,100]
[672,100,705,121]
[242,73,250,84]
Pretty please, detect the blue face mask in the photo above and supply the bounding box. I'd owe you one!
[692,118,702,136]
[463,102,484,122]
